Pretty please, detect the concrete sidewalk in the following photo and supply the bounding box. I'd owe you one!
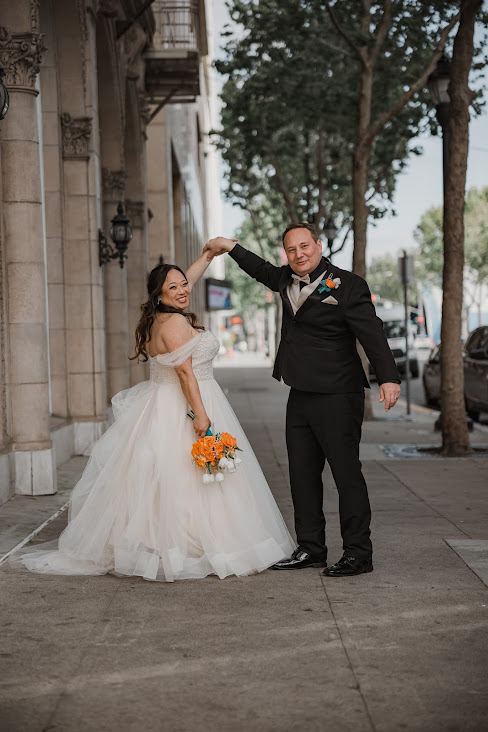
[1,367,488,731]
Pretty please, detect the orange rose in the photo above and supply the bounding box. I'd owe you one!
[214,440,224,459]
[325,279,335,289]
[191,446,205,461]
[221,432,237,448]
[191,444,207,468]
[202,436,216,450]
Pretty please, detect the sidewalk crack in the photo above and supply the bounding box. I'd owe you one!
[319,575,376,731]
[41,579,124,728]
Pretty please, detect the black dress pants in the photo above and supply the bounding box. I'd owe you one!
[285,389,372,561]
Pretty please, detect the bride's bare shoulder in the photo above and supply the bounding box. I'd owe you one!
[155,313,195,352]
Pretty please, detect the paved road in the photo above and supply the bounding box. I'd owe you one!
[2,365,488,732]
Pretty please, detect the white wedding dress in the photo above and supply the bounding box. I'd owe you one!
[11,331,295,581]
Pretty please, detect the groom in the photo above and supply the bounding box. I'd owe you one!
[204,224,401,576]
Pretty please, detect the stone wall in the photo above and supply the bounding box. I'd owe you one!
[0,0,222,504]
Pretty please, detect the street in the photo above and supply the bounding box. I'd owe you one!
[1,364,488,732]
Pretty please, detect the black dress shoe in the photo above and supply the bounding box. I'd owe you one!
[323,555,373,577]
[272,548,327,570]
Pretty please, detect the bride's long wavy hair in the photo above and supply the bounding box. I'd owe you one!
[129,264,204,362]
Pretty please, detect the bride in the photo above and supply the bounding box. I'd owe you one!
[11,246,295,581]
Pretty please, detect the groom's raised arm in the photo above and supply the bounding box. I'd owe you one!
[204,238,283,292]
[230,244,283,292]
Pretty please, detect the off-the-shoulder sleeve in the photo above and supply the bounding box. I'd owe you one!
[155,332,203,368]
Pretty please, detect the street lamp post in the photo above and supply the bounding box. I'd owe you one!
[324,216,338,257]
[427,55,451,197]
[428,56,451,432]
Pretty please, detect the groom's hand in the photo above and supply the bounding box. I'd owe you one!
[203,237,238,256]
[379,382,401,411]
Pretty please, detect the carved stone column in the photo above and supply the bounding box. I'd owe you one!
[60,112,108,437]
[147,108,174,269]
[102,167,131,399]
[50,0,107,456]
[0,5,56,495]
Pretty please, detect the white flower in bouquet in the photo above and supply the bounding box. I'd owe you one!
[215,472,224,483]
[203,473,215,484]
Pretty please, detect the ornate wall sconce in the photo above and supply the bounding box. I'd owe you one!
[99,202,133,268]
[0,68,10,120]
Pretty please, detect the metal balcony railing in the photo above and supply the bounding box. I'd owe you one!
[151,1,201,54]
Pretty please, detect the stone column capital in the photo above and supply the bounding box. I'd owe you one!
[0,26,46,95]
[98,0,119,18]
[126,200,146,228]
[102,168,127,200]
[60,113,92,160]
[138,92,152,126]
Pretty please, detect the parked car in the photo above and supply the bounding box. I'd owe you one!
[422,327,488,417]
[422,345,441,406]
[414,334,435,351]
[464,326,488,422]
[369,307,419,379]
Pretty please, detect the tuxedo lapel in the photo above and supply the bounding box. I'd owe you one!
[295,283,325,319]
[280,270,294,317]
[296,269,327,310]
[295,258,331,319]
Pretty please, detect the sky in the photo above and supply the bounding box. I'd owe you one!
[210,0,488,271]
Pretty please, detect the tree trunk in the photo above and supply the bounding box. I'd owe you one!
[440,0,480,456]
[352,56,374,419]
[352,145,370,280]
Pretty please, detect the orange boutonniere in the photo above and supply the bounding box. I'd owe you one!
[318,273,341,295]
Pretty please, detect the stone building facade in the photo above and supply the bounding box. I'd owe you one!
[0,0,222,505]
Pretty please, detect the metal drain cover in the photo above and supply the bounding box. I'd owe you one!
[378,444,488,459]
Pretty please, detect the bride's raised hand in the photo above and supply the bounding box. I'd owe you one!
[203,237,238,257]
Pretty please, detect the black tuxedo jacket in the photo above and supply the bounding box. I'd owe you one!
[229,244,400,393]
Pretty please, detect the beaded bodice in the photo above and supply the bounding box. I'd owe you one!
[149,330,220,384]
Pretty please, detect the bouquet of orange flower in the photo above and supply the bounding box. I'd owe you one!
[187,410,242,483]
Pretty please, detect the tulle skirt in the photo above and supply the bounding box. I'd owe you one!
[10,378,295,582]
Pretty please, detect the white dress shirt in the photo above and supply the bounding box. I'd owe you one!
[287,271,327,314]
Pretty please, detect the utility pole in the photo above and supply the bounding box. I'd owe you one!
[398,251,414,416]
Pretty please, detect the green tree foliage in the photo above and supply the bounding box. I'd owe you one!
[367,253,417,304]
[414,205,444,286]
[414,186,488,289]
[464,186,488,286]
[225,203,284,317]
[214,1,487,271]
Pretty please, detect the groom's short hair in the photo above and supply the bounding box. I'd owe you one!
[282,222,320,245]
